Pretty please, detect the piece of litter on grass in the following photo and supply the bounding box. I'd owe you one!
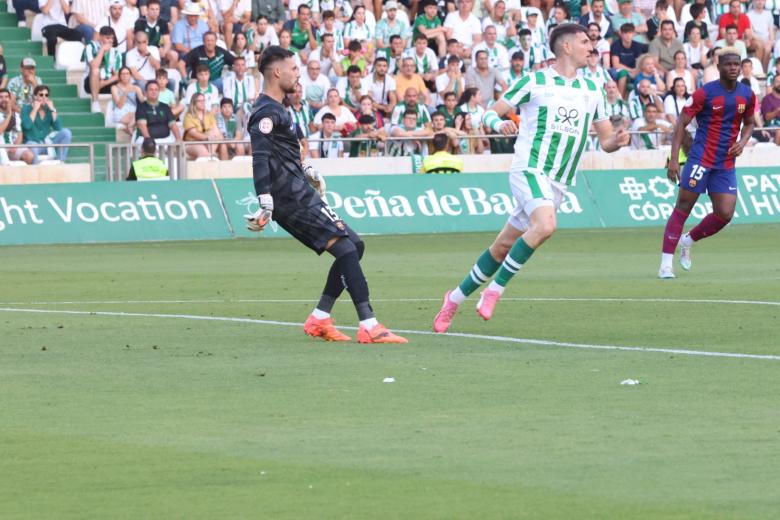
[620,379,641,386]
[383,377,395,383]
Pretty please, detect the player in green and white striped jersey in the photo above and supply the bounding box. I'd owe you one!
[433,23,629,333]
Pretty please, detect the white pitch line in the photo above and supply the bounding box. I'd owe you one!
[2,307,778,362]
[1,297,779,306]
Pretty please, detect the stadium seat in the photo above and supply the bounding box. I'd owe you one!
[231,155,251,162]
[166,68,182,95]
[55,41,86,71]
[749,57,765,78]
[103,100,117,128]
[30,14,44,42]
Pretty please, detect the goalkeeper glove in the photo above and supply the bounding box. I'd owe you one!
[302,161,327,196]
[245,193,274,232]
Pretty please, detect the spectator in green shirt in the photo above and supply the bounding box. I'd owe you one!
[413,0,452,57]
[21,85,72,163]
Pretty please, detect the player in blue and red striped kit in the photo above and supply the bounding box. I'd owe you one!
[658,49,756,279]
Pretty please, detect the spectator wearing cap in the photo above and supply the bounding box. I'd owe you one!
[7,58,42,112]
[444,0,482,54]
[464,50,506,106]
[471,25,510,71]
[84,26,123,113]
[172,2,210,56]
[99,0,133,52]
[579,48,612,87]
[375,1,411,49]
[21,85,73,163]
[414,0,452,57]
[611,0,649,44]
[11,0,40,27]
[610,23,649,98]
[134,0,179,68]
[579,0,613,40]
[71,0,111,43]
[648,20,684,72]
[394,57,432,106]
[127,138,169,180]
[136,80,181,144]
[182,31,235,91]
[38,0,83,57]
[521,7,546,47]
[0,88,34,165]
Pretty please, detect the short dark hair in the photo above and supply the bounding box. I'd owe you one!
[348,40,362,52]
[725,23,738,32]
[259,45,295,77]
[660,19,675,30]
[141,137,157,155]
[195,64,210,75]
[431,111,445,119]
[374,57,388,64]
[33,85,49,96]
[155,68,168,78]
[0,88,9,95]
[322,10,335,19]
[432,132,449,151]
[690,3,704,18]
[347,65,362,75]
[443,92,457,100]
[321,112,337,122]
[357,114,375,125]
[518,28,532,37]
[741,58,752,65]
[447,55,460,65]
[446,38,459,46]
[145,80,159,91]
[147,0,160,6]
[220,97,234,107]
[511,51,524,61]
[549,23,587,55]
[655,0,667,8]
[390,35,402,43]
[203,31,217,40]
[620,23,636,33]
[297,3,310,12]
[415,33,428,42]
[403,109,418,119]
[587,22,600,31]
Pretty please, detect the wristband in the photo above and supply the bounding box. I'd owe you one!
[483,110,502,133]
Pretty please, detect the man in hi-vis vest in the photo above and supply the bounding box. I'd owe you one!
[127,138,169,181]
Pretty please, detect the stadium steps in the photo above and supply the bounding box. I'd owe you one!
[0,9,112,181]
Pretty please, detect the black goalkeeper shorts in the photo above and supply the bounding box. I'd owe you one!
[274,197,350,255]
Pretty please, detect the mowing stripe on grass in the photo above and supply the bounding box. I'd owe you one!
[1,297,779,306]
[2,307,778,362]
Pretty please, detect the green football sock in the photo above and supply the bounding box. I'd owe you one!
[457,249,501,297]
[494,238,535,287]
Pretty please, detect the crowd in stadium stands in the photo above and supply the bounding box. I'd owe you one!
[2,0,780,165]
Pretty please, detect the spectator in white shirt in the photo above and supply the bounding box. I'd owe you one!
[470,25,510,71]
[738,58,762,97]
[220,0,252,48]
[125,30,161,87]
[444,0,483,54]
[365,57,397,117]
[309,112,347,158]
[299,60,332,112]
[747,0,775,70]
[313,88,357,131]
[100,0,134,52]
[39,0,83,57]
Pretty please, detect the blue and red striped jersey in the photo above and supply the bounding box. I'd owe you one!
[682,80,755,169]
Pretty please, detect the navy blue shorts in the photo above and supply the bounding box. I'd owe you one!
[680,161,738,195]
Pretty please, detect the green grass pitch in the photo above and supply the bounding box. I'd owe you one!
[2,225,779,519]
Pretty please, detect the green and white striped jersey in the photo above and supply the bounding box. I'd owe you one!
[83,41,123,81]
[501,68,608,186]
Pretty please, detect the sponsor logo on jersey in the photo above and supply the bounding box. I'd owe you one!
[549,106,580,134]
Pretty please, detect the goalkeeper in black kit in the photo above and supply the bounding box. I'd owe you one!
[246,46,407,344]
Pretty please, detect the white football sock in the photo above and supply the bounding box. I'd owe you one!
[680,233,694,248]
[661,253,674,269]
[487,280,505,294]
[448,287,466,304]
[312,308,330,319]
[360,317,378,329]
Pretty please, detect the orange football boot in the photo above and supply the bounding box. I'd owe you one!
[356,323,408,344]
[303,315,351,341]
